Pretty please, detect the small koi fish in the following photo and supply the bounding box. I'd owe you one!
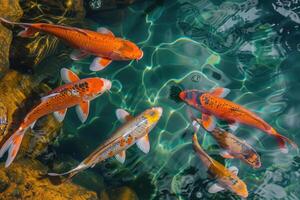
[192,119,261,169]
[192,131,248,198]
[0,68,111,167]
[179,87,297,153]
[0,18,143,71]
[48,107,163,180]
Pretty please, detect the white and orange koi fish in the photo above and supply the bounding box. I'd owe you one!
[48,107,163,180]
[0,68,111,167]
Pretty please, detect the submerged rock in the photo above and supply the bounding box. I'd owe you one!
[0,159,98,200]
[101,186,138,200]
[0,0,23,75]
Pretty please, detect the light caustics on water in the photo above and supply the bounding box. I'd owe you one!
[45,1,300,200]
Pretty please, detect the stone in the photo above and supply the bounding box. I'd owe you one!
[0,158,98,200]
[0,0,23,75]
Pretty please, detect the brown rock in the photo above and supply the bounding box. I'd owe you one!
[0,0,23,75]
[0,158,98,200]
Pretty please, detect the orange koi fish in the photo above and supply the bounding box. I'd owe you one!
[48,107,163,180]
[192,132,248,198]
[0,68,111,167]
[179,87,297,153]
[0,18,143,71]
[192,119,261,169]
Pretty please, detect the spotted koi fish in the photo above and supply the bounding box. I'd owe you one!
[192,132,248,198]
[0,18,143,71]
[179,87,297,153]
[192,119,261,169]
[48,107,163,180]
[0,68,111,167]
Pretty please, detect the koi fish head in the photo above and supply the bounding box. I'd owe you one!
[243,150,261,169]
[84,77,112,100]
[135,107,163,136]
[143,107,163,125]
[179,90,203,108]
[115,40,143,60]
[224,175,249,198]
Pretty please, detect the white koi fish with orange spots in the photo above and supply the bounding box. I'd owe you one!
[0,68,111,167]
[48,107,163,180]
[0,18,143,71]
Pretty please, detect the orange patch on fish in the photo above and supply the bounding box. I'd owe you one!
[120,138,126,147]
[126,135,133,145]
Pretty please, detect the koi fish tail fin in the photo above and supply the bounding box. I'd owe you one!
[0,18,37,38]
[273,132,298,153]
[0,129,26,167]
[48,163,89,181]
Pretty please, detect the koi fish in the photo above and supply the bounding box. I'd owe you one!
[0,18,143,71]
[0,68,111,167]
[192,131,248,198]
[192,119,261,169]
[179,87,297,153]
[48,107,163,180]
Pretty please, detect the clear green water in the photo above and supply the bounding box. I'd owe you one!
[43,0,300,199]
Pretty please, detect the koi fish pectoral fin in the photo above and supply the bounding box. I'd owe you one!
[70,49,90,61]
[210,87,231,98]
[0,130,25,167]
[53,109,67,123]
[136,134,150,154]
[90,57,112,71]
[116,109,133,123]
[228,166,239,175]
[97,27,115,37]
[202,113,216,131]
[208,183,225,194]
[115,151,126,164]
[76,101,90,123]
[228,122,239,132]
[60,68,80,83]
[220,150,234,159]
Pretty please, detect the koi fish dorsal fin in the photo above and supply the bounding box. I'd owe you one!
[116,109,133,123]
[228,166,239,175]
[115,151,126,164]
[60,68,80,83]
[208,183,225,194]
[136,134,150,154]
[210,87,230,98]
[76,101,90,123]
[53,109,67,123]
[41,93,60,102]
[97,27,115,37]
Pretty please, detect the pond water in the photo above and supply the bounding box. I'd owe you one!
[4,0,300,199]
